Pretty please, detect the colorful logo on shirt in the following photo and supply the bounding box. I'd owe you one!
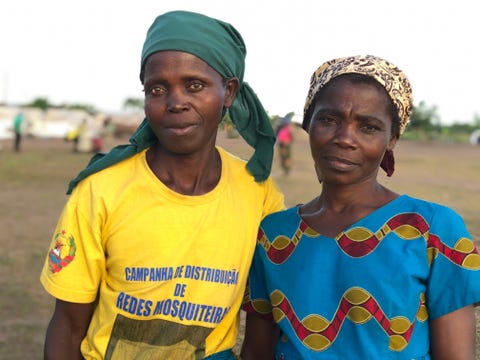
[48,230,76,273]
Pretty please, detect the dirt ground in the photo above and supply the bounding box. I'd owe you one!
[1,128,479,358]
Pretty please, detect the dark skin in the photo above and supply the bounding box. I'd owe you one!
[241,76,476,359]
[143,51,239,195]
[301,77,398,237]
[241,313,279,360]
[44,300,94,359]
[44,50,239,359]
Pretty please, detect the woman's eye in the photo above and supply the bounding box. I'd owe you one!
[152,86,166,95]
[362,124,381,133]
[316,116,336,125]
[188,82,205,91]
[145,86,166,96]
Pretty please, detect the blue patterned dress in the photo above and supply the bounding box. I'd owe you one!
[243,195,480,359]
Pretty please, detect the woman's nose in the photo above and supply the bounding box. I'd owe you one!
[167,88,189,112]
[334,123,356,147]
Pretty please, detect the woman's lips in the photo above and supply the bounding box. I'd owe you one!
[324,156,357,170]
[167,124,198,136]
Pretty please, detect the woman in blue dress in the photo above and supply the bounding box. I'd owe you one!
[241,55,480,359]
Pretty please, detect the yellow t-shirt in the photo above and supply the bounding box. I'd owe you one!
[40,147,284,359]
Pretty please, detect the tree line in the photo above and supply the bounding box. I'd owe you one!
[9,97,480,144]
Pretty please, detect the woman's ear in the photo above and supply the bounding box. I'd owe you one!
[387,135,397,151]
[223,77,239,107]
[314,163,323,184]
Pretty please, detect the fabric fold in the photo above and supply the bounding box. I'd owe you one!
[67,10,275,194]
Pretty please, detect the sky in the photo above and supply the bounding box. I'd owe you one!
[1,0,479,125]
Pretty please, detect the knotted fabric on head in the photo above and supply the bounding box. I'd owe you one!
[302,55,413,135]
[301,55,413,178]
[67,10,275,194]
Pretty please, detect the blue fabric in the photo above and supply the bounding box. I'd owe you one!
[204,349,236,359]
[244,195,480,359]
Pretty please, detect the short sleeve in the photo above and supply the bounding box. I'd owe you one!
[262,177,285,219]
[426,205,480,319]
[40,180,105,303]
[242,227,273,321]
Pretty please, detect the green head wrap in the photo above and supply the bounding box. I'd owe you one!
[67,10,275,194]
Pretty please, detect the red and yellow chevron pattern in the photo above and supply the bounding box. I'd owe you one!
[269,287,427,352]
[259,213,480,268]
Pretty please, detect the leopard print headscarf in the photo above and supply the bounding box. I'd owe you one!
[302,55,413,135]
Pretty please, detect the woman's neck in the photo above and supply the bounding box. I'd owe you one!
[146,145,222,195]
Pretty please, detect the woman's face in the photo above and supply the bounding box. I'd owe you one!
[308,76,397,186]
[143,50,238,156]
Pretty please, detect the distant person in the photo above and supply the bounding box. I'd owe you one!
[65,126,79,151]
[241,55,480,359]
[276,113,294,175]
[101,116,115,151]
[90,116,116,154]
[13,111,25,152]
[91,127,103,153]
[91,136,102,153]
[40,10,284,359]
[67,119,89,153]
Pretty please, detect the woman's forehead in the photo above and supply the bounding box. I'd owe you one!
[313,78,392,116]
[303,55,413,135]
[143,51,221,79]
[317,76,391,101]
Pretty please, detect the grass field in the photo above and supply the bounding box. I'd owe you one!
[1,127,479,359]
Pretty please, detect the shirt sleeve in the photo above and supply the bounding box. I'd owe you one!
[261,177,285,219]
[40,180,105,303]
[426,205,480,319]
[242,226,274,321]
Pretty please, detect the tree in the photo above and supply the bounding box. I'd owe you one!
[63,103,97,114]
[26,97,52,110]
[408,101,441,133]
[472,113,480,128]
[23,97,97,114]
[123,97,144,112]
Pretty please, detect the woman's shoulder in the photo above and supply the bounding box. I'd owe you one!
[393,195,467,232]
[218,146,270,185]
[72,151,145,196]
[217,146,247,169]
[398,194,461,216]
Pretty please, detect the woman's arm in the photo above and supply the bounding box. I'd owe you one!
[241,313,279,360]
[430,304,476,360]
[44,299,95,360]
